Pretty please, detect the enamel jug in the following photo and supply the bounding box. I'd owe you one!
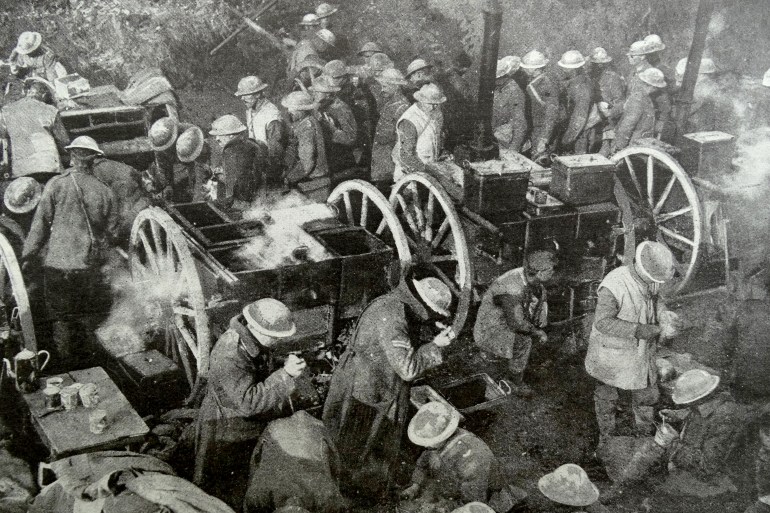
[3,348,50,392]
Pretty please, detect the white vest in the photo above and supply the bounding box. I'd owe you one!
[247,101,281,144]
[392,103,442,179]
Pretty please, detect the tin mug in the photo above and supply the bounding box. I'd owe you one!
[88,409,108,434]
[43,386,61,410]
[79,383,99,408]
[60,385,81,410]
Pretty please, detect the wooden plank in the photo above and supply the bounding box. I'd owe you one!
[23,367,148,459]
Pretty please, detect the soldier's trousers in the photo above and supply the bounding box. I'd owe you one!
[594,382,659,442]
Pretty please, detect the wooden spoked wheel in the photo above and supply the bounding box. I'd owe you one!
[390,172,473,333]
[129,207,210,403]
[0,232,36,353]
[612,146,703,294]
[327,179,411,271]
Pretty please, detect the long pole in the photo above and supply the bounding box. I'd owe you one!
[472,0,503,160]
[209,0,279,56]
[672,0,716,140]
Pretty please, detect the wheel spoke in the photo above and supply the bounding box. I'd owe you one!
[375,219,387,235]
[624,156,643,198]
[343,191,354,225]
[360,194,369,228]
[396,194,421,236]
[659,226,695,247]
[431,254,457,263]
[173,306,196,317]
[431,218,451,249]
[425,192,436,241]
[429,263,461,297]
[138,230,160,275]
[646,156,654,207]
[171,326,195,389]
[653,175,678,215]
[657,206,692,223]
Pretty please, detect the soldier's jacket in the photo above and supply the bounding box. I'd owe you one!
[596,68,626,127]
[614,86,656,151]
[629,61,673,138]
[525,72,560,151]
[560,72,594,148]
[370,90,409,183]
[492,78,527,151]
[316,97,358,173]
[284,115,329,187]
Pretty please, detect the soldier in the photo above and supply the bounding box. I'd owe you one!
[281,91,330,202]
[520,50,560,161]
[293,54,326,93]
[287,15,322,76]
[22,136,118,372]
[393,83,446,181]
[366,53,396,106]
[194,298,305,506]
[643,34,677,138]
[208,115,266,210]
[493,56,527,152]
[175,126,212,202]
[236,75,286,188]
[144,117,182,200]
[614,68,666,152]
[311,74,358,181]
[315,3,348,58]
[675,57,722,133]
[405,59,435,102]
[358,42,383,67]
[0,79,69,179]
[370,68,410,192]
[288,29,336,76]
[557,50,593,154]
[7,32,67,84]
[587,47,626,156]
[92,152,148,242]
[584,241,677,446]
[473,250,554,398]
[627,37,674,140]
[322,275,455,498]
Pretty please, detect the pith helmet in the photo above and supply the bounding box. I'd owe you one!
[15,32,42,55]
[644,34,666,52]
[323,60,350,79]
[281,91,319,111]
[299,13,320,26]
[176,126,205,163]
[4,177,42,214]
[634,240,675,282]
[376,68,408,86]
[413,275,451,315]
[315,2,339,19]
[589,47,612,64]
[558,50,586,69]
[358,42,382,56]
[209,114,247,136]
[496,56,521,78]
[450,504,496,513]
[638,67,667,89]
[408,401,460,448]
[149,117,179,151]
[406,58,432,77]
[309,74,341,93]
[65,135,104,155]
[369,52,394,73]
[315,28,336,47]
[299,54,326,73]
[672,369,720,405]
[235,75,268,96]
[520,50,548,69]
[243,298,297,341]
[538,464,599,507]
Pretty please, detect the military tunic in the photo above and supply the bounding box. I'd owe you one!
[613,86,656,151]
[284,115,330,202]
[370,90,409,184]
[526,72,560,156]
[492,78,528,152]
[316,97,358,176]
[559,73,594,153]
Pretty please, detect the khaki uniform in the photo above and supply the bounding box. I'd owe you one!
[593,68,626,154]
[613,86,656,151]
[246,101,286,186]
[559,73,594,153]
[285,115,330,202]
[370,90,409,185]
[492,78,527,152]
[525,72,560,155]
[317,98,358,177]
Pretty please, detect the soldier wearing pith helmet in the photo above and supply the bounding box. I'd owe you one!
[588,47,626,156]
[520,50,560,160]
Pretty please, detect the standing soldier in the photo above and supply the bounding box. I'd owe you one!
[311,75,358,182]
[473,250,554,398]
[288,29,336,76]
[281,91,330,202]
[557,50,593,154]
[175,126,212,202]
[584,241,677,446]
[643,34,676,140]
[393,83,446,181]
[627,38,672,141]
[587,47,626,156]
[315,3,348,58]
[322,274,455,498]
[493,56,527,152]
[236,75,286,188]
[370,68,410,192]
[145,116,180,200]
[520,50,560,162]
[22,136,118,371]
[674,57,721,133]
[0,79,69,181]
[292,55,326,93]
[613,68,666,152]
[208,115,266,211]
[194,298,305,507]
[404,59,435,102]
[7,32,67,84]
[366,53,396,107]
[287,14,321,76]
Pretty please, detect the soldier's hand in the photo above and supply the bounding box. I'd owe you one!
[598,101,610,116]
[432,323,455,347]
[535,329,548,344]
[284,354,306,377]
